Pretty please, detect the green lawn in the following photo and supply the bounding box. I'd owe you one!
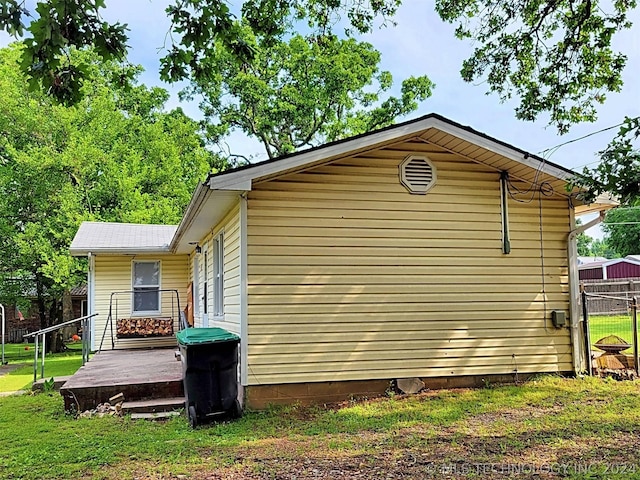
[589,314,637,347]
[1,342,36,363]
[1,375,639,479]
[0,347,84,393]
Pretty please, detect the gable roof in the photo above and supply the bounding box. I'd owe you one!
[578,258,640,270]
[578,260,608,270]
[70,222,177,255]
[205,113,575,191]
[577,256,608,265]
[170,113,616,252]
[68,113,618,255]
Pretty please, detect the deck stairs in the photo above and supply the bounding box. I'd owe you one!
[60,348,186,417]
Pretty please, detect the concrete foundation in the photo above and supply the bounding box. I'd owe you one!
[245,372,546,409]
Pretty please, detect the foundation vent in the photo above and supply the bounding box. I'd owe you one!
[399,155,436,194]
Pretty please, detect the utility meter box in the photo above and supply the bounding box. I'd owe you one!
[551,310,566,328]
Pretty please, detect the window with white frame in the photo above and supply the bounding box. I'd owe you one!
[132,261,160,314]
[213,233,224,317]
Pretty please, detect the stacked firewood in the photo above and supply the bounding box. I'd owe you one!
[116,317,173,338]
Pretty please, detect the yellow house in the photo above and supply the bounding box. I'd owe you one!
[70,114,614,408]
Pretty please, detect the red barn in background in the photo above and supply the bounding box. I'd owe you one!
[579,257,640,281]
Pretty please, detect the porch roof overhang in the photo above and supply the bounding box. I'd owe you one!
[574,193,619,216]
[170,188,244,254]
[70,222,177,256]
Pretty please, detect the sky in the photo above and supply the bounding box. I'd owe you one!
[2,0,639,238]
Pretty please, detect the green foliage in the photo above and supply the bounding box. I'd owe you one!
[42,377,55,392]
[576,218,614,257]
[0,0,129,105]
[589,237,616,258]
[574,117,640,204]
[577,231,593,256]
[435,0,633,134]
[576,218,593,256]
[0,0,401,104]
[0,44,217,326]
[436,0,640,203]
[0,349,84,393]
[183,30,434,158]
[602,207,640,257]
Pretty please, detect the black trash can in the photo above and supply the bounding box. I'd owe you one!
[176,327,242,427]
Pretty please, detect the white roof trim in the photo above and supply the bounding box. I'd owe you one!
[579,258,640,270]
[603,258,640,268]
[207,115,575,192]
[70,246,172,255]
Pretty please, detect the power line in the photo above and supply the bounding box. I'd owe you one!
[537,122,624,158]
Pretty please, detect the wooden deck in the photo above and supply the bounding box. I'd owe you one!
[60,348,184,412]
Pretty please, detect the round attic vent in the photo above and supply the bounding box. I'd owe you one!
[399,155,436,194]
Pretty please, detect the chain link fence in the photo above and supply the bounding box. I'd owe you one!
[582,281,639,378]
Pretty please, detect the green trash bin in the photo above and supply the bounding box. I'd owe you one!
[176,327,241,427]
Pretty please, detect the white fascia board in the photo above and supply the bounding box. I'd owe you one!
[575,195,619,215]
[70,246,171,256]
[578,263,605,270]
[171,190,244,254]
[208,121,434,190]
[206,116,574,191]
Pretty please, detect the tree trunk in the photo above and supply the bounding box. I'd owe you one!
[47,293,70,353]
[35,278,47,331]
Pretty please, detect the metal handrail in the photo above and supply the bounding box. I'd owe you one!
[24,313,98,382]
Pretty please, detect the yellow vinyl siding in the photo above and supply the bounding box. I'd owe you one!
[93,254,188,349]
[191,204,241,335]
[246,145,572,385]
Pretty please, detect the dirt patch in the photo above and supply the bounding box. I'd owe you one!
[100,389,640,480]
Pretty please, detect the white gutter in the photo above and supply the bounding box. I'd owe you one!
[567,210,606,374]
[70,246,172,256]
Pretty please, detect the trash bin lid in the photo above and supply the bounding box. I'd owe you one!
[176,327,240,346]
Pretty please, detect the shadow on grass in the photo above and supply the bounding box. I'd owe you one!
[0,375,639,479]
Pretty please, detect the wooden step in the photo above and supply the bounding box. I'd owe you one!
[60,349,184,412]
[121,396,185,414]
[131,411,182,420]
